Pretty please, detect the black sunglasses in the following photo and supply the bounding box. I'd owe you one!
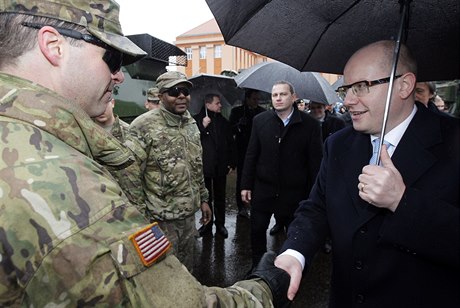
[163,86,190,97]
[21,22,123,74]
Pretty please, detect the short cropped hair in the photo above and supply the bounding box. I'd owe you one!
[0,13,86,68]
[204,93,220,104]
[273,80,295,94]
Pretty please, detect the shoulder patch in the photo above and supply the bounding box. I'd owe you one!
[129,222,171,267]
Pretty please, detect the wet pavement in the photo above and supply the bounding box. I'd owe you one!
[193,173,331,307]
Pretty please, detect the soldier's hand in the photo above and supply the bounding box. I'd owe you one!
[200,202,212,225]
[274,254,303,301]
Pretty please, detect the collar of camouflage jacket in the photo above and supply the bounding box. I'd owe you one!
[0,73,134,168]
[159,104,196,127]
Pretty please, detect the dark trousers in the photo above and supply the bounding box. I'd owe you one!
[235,160,244,211]
[205,175,227,227]
[250,207,294,267]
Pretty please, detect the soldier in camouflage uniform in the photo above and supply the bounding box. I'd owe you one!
[145,86,161,110]
[129,71,212,272]
[94,98,147,210]
[0,1,290,307]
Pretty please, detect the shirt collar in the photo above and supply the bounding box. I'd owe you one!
[276,107,295,126]
[370,104,417,148]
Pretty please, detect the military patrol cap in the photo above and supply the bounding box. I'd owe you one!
[0,0,147,65]
[147,87,160,102]
[156,71,193,92]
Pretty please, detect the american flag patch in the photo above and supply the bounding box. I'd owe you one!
[129,222,171,267]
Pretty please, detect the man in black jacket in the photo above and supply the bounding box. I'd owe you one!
[241,81,323,267]
[229,89,266,218]
[309,100,346,142]
[194,94,236,238]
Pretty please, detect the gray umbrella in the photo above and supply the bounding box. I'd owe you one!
[205,0,459,81]
[189,73,244,115]
[235,61,341,104]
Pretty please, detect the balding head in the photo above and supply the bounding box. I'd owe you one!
[342,40,418,135]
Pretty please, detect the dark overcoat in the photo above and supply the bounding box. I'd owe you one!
[241,108,323,215]
[194,108,236,177]
[282,103,460,307]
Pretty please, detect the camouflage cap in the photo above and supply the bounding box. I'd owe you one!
[147,87,160,102]
[156,71,193,92]
[0,0,147,65]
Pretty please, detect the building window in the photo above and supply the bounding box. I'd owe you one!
[214,45,222,58]
[185,47,192,60]
[199,46,206,59]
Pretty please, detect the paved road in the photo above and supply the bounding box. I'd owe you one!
[193,173,331,307]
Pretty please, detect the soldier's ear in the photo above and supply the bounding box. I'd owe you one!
[37,26,66,67]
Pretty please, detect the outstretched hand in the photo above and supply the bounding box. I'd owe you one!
[274,254,303,300]
[358,144,405,212]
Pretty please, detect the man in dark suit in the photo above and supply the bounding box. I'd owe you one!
[274,40,460,307]
[194,94,236,238]
[229,89,266,218]
[241,81,323,268]
[308,100,346,142]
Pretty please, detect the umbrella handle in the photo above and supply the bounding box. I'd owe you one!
[376,0,411,165]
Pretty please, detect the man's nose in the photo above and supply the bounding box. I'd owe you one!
[112,70,125,84]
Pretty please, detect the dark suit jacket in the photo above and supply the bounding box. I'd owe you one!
[241,108,323,215]
[193,108,236,177]
[282,103,460,307]
[321,112,346,142]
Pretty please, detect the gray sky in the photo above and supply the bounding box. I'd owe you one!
[116,0,215,44]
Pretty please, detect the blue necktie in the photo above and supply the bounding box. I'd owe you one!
[370,138,391,165]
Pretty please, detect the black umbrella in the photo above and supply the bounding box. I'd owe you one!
[205,0,459,82]
[188,73,244,115]
[235,61,341,104]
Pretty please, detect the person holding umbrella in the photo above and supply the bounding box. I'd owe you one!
[272,40,459,307]
[193,93,236,238]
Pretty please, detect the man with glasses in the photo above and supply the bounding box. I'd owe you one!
[272,40,459,307]
[130,71,212,273]
[0,1,290,306]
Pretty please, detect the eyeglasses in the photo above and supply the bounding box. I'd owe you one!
[163,86,190,97]
[336,75,402,100]
[21,22,123,74]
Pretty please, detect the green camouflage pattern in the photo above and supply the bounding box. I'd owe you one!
[147,87,160,101]
[0,0,146,62]
[108,115,148,210]
[0,72,275,307]
[129,106,209,221]
[156,71,193,91]
[158,216,198,273]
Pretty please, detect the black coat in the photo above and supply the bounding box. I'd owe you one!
[229,104,266,166]
[282,104,460,307]
[241,108,323,215]
[320,112,346,142]
[194,108,236,177]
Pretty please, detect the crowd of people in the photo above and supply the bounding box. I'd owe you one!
[1,1,458,307]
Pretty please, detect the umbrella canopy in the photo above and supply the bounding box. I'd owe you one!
[235,62,341,104]
[205,0,459,81]
[189,73,244,115]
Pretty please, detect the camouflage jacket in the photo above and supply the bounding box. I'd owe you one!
[0,73,273,307]
[109,115,148,210]
[129,106,209,221]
